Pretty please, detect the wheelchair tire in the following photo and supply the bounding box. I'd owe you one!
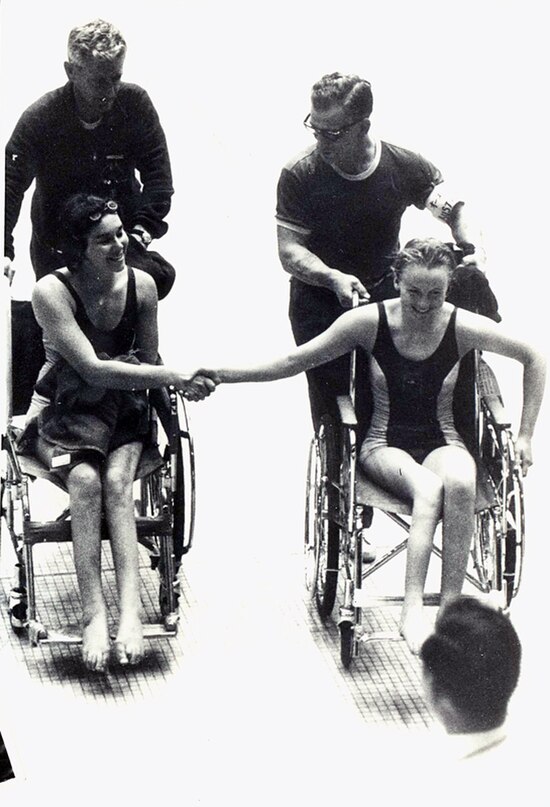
[172,395,196,562]
[304,437,320,595]
[314,417,340,620]
[503,467,525,606]
[339,621,354,669]
[472,509,501,595]
[8,587,28,634]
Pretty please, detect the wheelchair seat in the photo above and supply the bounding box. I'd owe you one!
[354,459,496,516]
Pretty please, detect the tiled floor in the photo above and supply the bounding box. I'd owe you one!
[0,481,434,729]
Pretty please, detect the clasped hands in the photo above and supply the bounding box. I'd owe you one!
[180,369,221,402]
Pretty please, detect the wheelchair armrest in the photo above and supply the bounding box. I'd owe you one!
[336,395,358,427]
[482,393,511,429]
[477,356,511,429]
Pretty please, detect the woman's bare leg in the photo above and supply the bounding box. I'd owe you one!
[102,442,143,665]
[362,448,443,653]
[423,446,476,608]
[35,436,110,671]
[56,458,109,672]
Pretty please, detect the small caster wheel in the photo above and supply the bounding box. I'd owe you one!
[164,613,179,633]
[340,621,355,669]
[8,587,28,633]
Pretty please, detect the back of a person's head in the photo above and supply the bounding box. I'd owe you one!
[67,19,126,66]
[421,596,521,732]
[311,73,373,118]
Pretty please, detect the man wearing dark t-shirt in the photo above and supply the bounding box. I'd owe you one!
[276,73,498,428]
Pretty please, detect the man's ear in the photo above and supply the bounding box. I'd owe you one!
[361,117,372,135]
[392,271,400,292]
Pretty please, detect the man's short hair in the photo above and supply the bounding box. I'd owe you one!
[311,73,373,119]
[67,19,126,66]
[421,596,522,731]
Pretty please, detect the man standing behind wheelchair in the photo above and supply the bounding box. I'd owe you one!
[277,72,500,431]
[200,238,545,654]
[19,193,217,672]
[4,19,175,300]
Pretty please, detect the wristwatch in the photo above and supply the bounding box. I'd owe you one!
[130,226,152,247]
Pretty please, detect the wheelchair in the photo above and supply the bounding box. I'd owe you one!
[304,312,525,669]
[0,285,196,648]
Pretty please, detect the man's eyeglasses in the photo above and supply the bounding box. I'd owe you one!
[89,200,118,221]
[303,113,368,142]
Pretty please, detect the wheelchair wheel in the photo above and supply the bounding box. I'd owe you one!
[139,463,180,619]
[502,465,524,606]
[8,586,28,634]
[304,437,320,595]
[313,417,340,620]
[472,509,501,594]
[339,621,354,669]
[172,393,196,563]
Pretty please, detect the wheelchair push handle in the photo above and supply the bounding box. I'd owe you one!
[349,291,360,403]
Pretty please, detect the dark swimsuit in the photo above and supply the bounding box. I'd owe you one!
[53,267,137,357]
[360,302,467,464]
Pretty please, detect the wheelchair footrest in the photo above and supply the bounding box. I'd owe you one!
[352,591,441,608]
[140,622,179,638]
[357,630,403,644]
[31,621,179,645]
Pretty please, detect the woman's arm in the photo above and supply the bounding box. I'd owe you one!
[217,305,378,383]
[457,310,546,472]
[32,277,203,391]
[134,270,159,364]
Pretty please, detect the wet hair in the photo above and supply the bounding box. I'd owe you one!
[58,193,120,271]
[311,73,373,119]
[392,237,457,282]
[67,19,126,66]
[421,596,522,732]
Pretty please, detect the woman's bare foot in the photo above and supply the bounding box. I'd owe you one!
[399,605,433,655]
[82,613,110,672]
[114,613,144,666]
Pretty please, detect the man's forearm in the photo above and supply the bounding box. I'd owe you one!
[279,239,340,290]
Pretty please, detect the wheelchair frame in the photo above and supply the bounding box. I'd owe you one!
[0,283,197,649]
[304,341,525,669]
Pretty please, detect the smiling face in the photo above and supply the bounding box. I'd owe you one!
[395,262,451,318]
[83,213,128,275]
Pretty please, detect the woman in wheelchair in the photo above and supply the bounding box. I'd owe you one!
[20,193,216,672]
[206,238,545,654]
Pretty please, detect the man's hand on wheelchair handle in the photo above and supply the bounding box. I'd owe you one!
[330,271,370,308]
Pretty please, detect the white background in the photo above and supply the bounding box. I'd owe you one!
[1,0,549,803]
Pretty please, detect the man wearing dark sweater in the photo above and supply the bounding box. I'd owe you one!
[4,19,175,299]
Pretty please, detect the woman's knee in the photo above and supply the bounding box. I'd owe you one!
[67,463,102,502]
[102,464,134,501]
[414,473,444,513]
[442,458,477,501]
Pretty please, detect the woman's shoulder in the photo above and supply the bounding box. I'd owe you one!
[131,266,158,306]
[32,269,71,303]
[344,300,381,327]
